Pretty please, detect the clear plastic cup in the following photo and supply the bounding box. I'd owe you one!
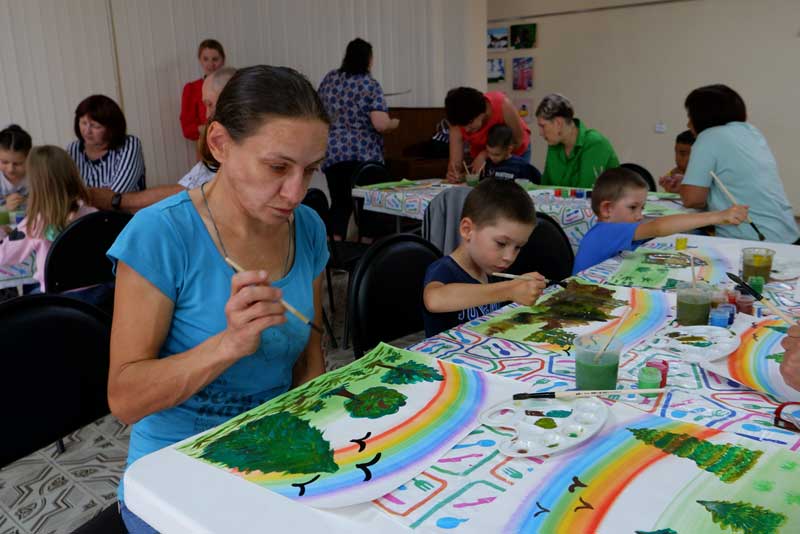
[742,247,775,282]
[574,334,622,391]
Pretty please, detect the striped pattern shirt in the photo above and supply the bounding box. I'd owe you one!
[67,135,146,193]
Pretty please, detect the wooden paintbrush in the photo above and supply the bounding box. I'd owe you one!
[513,388,665,400]
[709,171,765,241]
[491,272,568,288]
[726,272,797,325]
[224,257,324,334]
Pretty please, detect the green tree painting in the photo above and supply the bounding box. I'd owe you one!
[375,361,444,385]
[697,500,786,534]
[628,428,763,483]
[200,411,338,475]
[325,385,408,419]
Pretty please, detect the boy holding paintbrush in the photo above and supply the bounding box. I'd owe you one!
[572,168,749,274]
[422,179,546,336]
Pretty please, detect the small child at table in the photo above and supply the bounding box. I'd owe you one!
[658,129,695,193]
[423,179,546,336]
[572,168,749,274]
[0,146,96,291]
[0,124,32,211]
[482,124,541,183]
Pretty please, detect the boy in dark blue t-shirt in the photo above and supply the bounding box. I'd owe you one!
[572,168,749,274]
[482,124,541,183]
[423,179,546,337]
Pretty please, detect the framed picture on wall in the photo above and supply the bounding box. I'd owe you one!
[487,27,509,50]
[512,57,534,91]
[510,23,537,49]
[487,58,506,83]
[513,98,534,124]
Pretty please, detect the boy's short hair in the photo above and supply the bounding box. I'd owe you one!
[590,168,648,215]
[445,87,487,126]
[487,124,513,149]
[461,179,537,227]
[676,129,695,145]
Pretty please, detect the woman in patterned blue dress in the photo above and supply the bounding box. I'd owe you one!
[317,38,399,240]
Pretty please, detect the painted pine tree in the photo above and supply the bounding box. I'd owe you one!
[697,500,786,534]
[200,411,338,475]
[325,385,408,418]
[628,428,763,483]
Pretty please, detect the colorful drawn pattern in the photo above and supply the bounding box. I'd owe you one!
[177,344,511,508]
[702,319,800,402]
[0,251,36,289]
[607,245,734,289]
[467,285,672,353]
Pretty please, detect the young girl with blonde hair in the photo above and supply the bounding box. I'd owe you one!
[0,145,96,291]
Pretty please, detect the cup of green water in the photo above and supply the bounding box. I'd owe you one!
[0,210,9,226]
[742,247,775,282]
[466,174,480,187]
[574,334,622,391]
[676,284,712,326]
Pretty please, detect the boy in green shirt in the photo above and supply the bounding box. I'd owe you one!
[535,93,619,188]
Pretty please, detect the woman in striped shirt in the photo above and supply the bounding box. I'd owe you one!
[67,94,146,195]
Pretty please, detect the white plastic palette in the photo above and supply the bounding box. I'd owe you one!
[770,259,800,281]
[480,397,608,458]
[649,325,740,363]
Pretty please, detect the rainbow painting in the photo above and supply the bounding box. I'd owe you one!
[177,343,512,508]
[466,404,799,534]
[702,319,800,402]
[468,285,672,352]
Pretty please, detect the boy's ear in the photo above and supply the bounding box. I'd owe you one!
[459,217,475,241]
[597,200,612,219]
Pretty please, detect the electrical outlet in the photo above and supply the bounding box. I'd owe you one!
[654,121,667,134]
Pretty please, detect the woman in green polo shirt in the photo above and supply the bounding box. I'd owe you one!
[535,93,619,188]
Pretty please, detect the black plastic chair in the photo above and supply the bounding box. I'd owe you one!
[44,210,132,313]
[620,163,657,192]
[346,234,442,359]
[508,211,574,282]
[0,294,112,467]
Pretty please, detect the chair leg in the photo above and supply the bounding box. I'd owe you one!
[325,266,335,313]
[342,306,351,350]
[322,308,337,349]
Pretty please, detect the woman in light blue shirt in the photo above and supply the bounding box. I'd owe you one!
[675,84,799,244]
[107,66,331,533]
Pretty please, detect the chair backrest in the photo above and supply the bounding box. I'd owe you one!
[422,186,472,256]
[302,187,331,233]
[508,211,574,282]
[351,161,391,187]
[45,210,132,293]
[620,162,656,192]
[0,295,112,466]
[347,234,442,359]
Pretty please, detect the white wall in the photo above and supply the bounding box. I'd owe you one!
[0,0,120,150]
[487,0,800,210]
[1,0,486,187]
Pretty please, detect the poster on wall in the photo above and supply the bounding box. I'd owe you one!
[510,23,537,48]
[512,57,534,90]
[487,58,506,83]
[513,98,534,124]
[487,27,509,50]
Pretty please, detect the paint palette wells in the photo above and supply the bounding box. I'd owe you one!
[649,325,740,363]
[480,397,608,458]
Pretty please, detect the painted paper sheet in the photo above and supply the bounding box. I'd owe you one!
[0,251,35,289]
[177,343,513,508]
[413,323,800,449]
[467,281,673,352]
[606,245,736,289]
[698,319,800,402]
[376,401,800,534]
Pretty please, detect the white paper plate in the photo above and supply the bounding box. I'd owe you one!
[770,260,800,281]
[649,325,740,363]
[480,397,608,458]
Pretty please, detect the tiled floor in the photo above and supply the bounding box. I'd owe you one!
[0,268,424,533]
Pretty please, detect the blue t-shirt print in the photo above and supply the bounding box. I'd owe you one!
[423,256,505,337]
[107,191,329,500]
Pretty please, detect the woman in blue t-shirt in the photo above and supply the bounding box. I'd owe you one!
[107,66,331,533]
[318,38,399,240]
